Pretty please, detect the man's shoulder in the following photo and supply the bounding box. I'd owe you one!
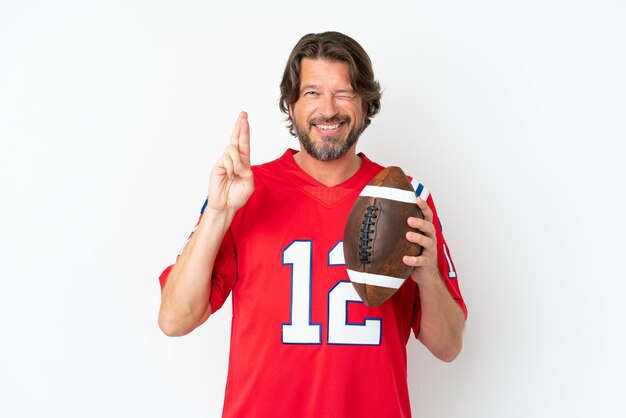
[360,155,432,202]
[244,149,304,194]
[357,152,385,175]
[251,149,295,173]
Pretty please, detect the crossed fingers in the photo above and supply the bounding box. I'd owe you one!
[221,112,251,180]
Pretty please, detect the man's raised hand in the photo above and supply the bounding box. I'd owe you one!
[207,112,255,212]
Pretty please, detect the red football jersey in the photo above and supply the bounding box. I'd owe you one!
[160,149,466,418]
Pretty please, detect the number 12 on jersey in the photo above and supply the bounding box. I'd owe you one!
[281,240,382,346]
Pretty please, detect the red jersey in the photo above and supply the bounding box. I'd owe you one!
[160,149,466,418]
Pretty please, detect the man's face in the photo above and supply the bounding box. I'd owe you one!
[290,58,365,161]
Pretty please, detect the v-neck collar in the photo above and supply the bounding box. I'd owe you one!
[277,149,379,208]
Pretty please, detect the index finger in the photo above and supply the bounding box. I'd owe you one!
[416,197,433,223]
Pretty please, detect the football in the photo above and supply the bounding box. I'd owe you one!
[343,166,423,307]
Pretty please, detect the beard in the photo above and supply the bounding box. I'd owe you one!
[294,115,364,161]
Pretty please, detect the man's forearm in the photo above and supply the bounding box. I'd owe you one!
[416,273,466,362]
[158,208,236,336]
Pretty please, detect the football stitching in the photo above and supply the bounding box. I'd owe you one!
[358,205,379,265]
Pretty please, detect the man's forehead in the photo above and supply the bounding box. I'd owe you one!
[299,58,352,86]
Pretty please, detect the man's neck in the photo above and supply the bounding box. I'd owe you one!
[293,147,362,187]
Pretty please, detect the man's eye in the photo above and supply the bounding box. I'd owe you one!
[304,91,319,97]
[335,92,356,100]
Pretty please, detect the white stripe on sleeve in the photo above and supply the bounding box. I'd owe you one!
[410,179,430,201]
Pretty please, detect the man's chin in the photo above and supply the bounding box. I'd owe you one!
[301,141,355,162]
[296,125,362,161]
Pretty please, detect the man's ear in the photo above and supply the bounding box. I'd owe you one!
[288,104,293,118]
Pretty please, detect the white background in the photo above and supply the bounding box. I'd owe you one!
[1,0,624,417]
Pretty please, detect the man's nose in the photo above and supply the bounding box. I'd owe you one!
[317,94,339,118]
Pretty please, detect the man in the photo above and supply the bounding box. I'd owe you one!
[158,31,467,417]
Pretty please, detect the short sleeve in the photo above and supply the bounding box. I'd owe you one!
[409,184,467,336]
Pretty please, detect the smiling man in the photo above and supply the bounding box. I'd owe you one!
[291,58,364,161]
[158,31,467,418]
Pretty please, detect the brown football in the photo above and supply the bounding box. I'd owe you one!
[343,166,423,307]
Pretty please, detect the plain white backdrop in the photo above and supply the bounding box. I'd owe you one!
[1,0,624,417]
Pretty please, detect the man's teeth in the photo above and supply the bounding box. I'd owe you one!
[317,123,340,130]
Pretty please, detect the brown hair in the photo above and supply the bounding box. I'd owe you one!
[279,31,382,137]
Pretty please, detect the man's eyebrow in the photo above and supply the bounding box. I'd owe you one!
[299,85,355,94]
[334,88,356,94]
[300,84,321,92]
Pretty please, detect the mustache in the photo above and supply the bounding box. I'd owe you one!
[308,115,350,125]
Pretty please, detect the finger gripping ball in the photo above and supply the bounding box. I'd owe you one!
[343,166,423,307]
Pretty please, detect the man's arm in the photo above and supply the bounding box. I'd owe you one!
[158,112,254,336]
[404,197,466,362]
